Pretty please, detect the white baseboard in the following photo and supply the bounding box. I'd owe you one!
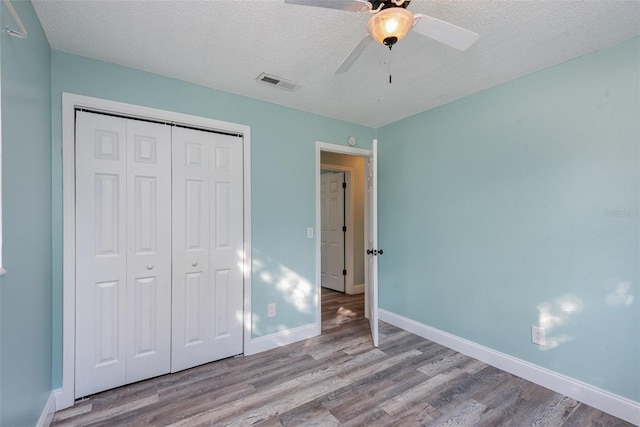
[347,283,364,295]
[53,388,71,411]
[36,390,57,427]
[379,309,640,426]
[244,323,317,356]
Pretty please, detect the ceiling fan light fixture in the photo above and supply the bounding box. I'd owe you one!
[367,7,414,47]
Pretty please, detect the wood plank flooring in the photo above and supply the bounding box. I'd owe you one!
[53,289,633,426]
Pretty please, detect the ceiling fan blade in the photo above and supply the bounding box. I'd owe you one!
[284,0,372,13]
[412,13,479,51]
[335,35,373,74]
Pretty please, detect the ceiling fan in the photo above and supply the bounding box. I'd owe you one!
[284,0,479,74]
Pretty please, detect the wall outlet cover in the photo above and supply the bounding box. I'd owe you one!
[531,325,546,346]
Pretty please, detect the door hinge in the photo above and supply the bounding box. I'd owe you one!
[342,226,347,232]
[342,182,347,189]
[343,269,347,276]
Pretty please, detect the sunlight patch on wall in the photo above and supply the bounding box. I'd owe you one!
[250,249,316,337]
[275,264,313,313]
[605,281,634,307]
[536,294,583,350]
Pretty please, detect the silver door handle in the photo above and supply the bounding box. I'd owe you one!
[146,264,154,270]
[192,261,198,267]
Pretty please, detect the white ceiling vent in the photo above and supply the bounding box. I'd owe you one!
[256,73,299,91]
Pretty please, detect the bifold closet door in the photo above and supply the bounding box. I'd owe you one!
[125,119,172,383]
[171,127,244,372]
[75,111,172,398]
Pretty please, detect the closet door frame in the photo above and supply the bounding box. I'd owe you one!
[60,93,252,410]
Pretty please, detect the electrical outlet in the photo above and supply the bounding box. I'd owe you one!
[531,325,546,346]
[267,303,276,318]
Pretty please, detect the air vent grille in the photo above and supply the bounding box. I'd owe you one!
[256,73,300,91]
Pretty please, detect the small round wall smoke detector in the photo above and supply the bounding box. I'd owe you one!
[348,136,357,146]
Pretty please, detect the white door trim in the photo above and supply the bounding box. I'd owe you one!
[60,93,252,410]
[315,142,370,335]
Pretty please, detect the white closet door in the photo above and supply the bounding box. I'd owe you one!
[171,127,243,372]
[209,132,243,361]
[75,112,172,398]
[125,119,172,383]
[171,126,212,372]
[76,112,128,398]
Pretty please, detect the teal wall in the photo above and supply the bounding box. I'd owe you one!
[0,1,52,425]
[50,51,375,387]
[377,38,640,401]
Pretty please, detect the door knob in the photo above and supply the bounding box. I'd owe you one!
[378,249,384,255]
[192,261,198,267]
[146,264,154,270]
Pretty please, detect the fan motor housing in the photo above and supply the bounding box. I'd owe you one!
[369,0,411,11]
[383,36,398,46]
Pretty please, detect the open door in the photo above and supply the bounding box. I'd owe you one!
[364,140,379,347]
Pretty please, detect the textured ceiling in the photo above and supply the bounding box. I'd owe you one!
[33,0,640,128]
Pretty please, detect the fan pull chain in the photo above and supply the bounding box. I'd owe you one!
[388,46,393,84]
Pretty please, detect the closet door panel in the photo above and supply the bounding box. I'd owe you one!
[209,134,244,360]
[75,111,128,398]
[171,126,212,372]
[125,119,172,382]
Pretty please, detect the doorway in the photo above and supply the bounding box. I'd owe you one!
[320,163,366,295]
[315,141,378,346]
[320,155,365,329]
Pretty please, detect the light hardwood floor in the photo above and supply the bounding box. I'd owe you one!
[52,288,633,426]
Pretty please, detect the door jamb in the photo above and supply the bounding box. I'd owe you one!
[315,142,370,336]
[60,93,252,409]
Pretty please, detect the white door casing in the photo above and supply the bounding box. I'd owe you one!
[61,93,252,409]
[75,112,172,397]
[321,172,346,292]
[364,139,379,347]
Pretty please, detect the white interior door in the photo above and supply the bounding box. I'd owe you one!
[364,140,379,347]
[171,126,211,371]
[208,132,244,361]
[171,127,243,372]
[75,112,172,397]
[76,112,128,397]
[125,118,172,383]
[321,172,345,292]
